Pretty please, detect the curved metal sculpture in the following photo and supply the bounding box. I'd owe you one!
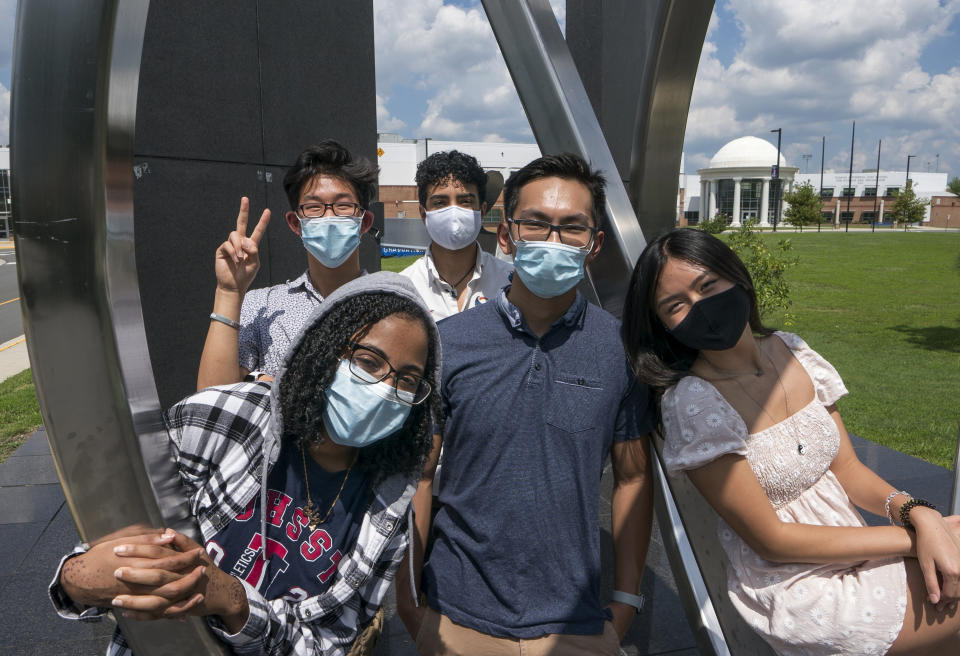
[11,0,224,652]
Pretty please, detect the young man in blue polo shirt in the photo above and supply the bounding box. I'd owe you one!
[397,153,655,655]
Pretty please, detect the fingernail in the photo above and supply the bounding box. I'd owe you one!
[200,566,206,576]
[112,597,124,608]
[114,568,123,579]
[162,528,175,538]
[113,545,128,554]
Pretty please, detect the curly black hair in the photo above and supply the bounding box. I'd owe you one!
[415,150,487,208]
[278,293,440,485]
[283,139,379,211]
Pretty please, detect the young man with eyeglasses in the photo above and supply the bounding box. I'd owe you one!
[401,150,513,319]
[397,153,656,655]
[197,140,378,390]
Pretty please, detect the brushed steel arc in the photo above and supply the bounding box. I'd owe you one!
[11,0,225,652]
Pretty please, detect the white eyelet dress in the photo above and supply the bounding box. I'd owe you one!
[660,332,906,656]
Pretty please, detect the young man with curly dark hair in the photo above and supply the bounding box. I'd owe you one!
[401,150,513,319]
[53,273,442,656]
[398,154,656,655]
[197,139,379,389]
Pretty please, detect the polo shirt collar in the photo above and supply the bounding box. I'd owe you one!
[494,285,587,336]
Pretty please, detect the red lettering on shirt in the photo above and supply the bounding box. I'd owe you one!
[266,490,292,527]
[235,497,256,521]
[300,528,333,562]
[243,533,290,589]
[317,550,342,583]
[286,507,309,541]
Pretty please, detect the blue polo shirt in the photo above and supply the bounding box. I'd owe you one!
[423,287,654,639]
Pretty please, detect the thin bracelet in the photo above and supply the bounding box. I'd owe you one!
[884,490,910,525]
[209,312,241,330]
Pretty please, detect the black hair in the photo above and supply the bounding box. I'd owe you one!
[621,228,771,392]
[283,139,379,212]
[278,293,440,484]
[415,150,487,208]
[502,153,606,228]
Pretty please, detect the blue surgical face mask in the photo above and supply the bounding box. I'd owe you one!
[511,239,589,298]
[322,360,413,447]
[300,217,361,268]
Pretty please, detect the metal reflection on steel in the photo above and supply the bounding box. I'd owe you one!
[11,0,225,652]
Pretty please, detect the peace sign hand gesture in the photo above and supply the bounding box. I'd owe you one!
[215,197,271,295]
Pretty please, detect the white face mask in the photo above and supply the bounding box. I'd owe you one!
[424,205,482,251]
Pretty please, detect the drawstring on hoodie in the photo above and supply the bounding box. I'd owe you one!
[407,506,419,607]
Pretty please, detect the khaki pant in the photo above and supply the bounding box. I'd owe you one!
[414,607,621,656]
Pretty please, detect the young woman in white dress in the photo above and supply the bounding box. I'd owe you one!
[621,228,960,655]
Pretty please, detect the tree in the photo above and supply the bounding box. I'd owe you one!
[695,212,728,234]
[947,176,960,197]
[724,219,798,325]
[782,181,821,232]
[890,184,928,231]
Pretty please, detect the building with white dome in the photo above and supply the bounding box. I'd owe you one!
[696,136,798,227]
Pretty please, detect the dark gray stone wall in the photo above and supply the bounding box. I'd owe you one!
[133,1,378,407]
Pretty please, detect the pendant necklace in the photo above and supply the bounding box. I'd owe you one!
[439,265,474,299]
[301,444,355,530]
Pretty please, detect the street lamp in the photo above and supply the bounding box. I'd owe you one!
[770,128,782,231]
[905,154,916,190]
[801,153,812,173]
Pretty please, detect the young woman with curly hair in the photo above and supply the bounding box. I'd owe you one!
[51,272,441,656]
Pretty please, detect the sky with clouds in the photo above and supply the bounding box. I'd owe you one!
[0,0,957,180]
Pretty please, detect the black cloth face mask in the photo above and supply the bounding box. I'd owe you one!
[667,284,751,351]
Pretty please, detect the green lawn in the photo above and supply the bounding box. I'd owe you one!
[752,230,959,469]
[0,369,43,464]
[380,255,420,273]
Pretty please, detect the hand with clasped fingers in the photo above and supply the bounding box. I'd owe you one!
[215,197,271,296]
[913,511,960,613]
[61,528,249,633]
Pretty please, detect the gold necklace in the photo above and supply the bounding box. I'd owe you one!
[301,444,355,530]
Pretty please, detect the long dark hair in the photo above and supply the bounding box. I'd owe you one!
[278,293,439,484]
[622,228,770,392]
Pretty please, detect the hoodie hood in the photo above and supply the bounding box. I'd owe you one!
[263,270,443,459]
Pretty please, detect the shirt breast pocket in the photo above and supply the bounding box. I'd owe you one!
[545,372,604,434]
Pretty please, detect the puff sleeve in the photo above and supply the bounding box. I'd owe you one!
[661,377,749,475]
[774,332,848,406]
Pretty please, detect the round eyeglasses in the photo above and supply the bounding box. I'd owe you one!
[346,342,432,405]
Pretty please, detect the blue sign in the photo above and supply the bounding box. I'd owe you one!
[771,165,779,179]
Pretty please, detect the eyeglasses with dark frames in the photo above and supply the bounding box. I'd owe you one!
[298,201,364,219]
[345,342,431,405]
[507,218,597,249]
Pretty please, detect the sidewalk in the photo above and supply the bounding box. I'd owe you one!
[0,334,30,384]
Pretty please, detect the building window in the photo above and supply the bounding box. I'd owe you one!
[885,187,900,197]
[861,211,877,223]
[821,211,834,222]
[820,187,834,199]
[863,187,877,197]
[842,187,855,197]
[684,210,699,225]
[840,211,854,223]
[883,212,893,222]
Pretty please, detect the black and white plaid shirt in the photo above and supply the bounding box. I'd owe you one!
[50,381,416,656]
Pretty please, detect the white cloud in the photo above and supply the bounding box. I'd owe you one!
[684,0,960,177]
[376,93,407,133]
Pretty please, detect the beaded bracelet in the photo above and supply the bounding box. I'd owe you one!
[884,490,909,525]
[899,498,937,530]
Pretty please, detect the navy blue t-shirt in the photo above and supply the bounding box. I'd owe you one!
[205,442,369,603]
[423,289,654,638]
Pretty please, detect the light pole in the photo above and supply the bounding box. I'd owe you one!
[819,136,825,232]
[770,128,782,232]
[905,154,916,190]
[845,121,855,233]
[801,153,812,173]
[872,140,881,233]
